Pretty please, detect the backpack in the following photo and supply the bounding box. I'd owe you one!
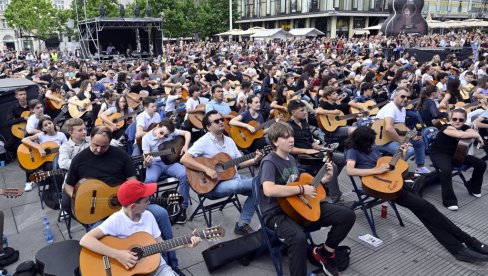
[0,247,19,267]
[13,260,36,276]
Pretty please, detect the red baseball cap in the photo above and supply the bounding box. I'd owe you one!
[117,180,157,206]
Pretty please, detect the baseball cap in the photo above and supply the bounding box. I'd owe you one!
[177,66,185,73]
[117,179,157,206]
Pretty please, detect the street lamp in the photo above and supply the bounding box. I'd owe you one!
[229,0,232,41]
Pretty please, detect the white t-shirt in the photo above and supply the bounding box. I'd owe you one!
[37,132,67,146]
[164,95,182,113]
[26,114,51,134]
[136,111,161,130]
[141,129,183,161]
[185,97,208,120]
[375,101,406,123]
[97,210,171,274]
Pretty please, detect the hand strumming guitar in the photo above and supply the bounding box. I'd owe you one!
[303,185,317,198]
[374,163,390,174]
[114,249,138,270]
[204,167,218,180]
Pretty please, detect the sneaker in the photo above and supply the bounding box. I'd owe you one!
[312,246,340,276]
[24,182,34,192]
[470,192,482,198]
[465,238,488,255]
[173,267,186,276]
[454,246,488,263]
[415,167,431,174]
[175,209,187,224]
[447,205,459,211]
[234,222,254,236]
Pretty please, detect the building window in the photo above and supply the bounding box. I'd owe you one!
[54,0,64,10]
[1,19,8,29]
[0,0,9,12]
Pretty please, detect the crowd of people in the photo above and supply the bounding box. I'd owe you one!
[2,30,488,275]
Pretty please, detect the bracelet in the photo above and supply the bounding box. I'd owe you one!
[299,185,304,195]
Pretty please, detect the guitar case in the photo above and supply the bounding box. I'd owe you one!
[202,229,270,272]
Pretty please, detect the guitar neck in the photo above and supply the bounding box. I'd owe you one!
[116,109,140,123]
[309,162,329,188]
[147,149,173,158]
[141,232,204,258]
[370,101,388,110]
[221,151,256,170]
[255,118,278,132]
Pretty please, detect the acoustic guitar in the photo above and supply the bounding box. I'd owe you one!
[349,101,388,116]
[187,104,205,129]
[279,157,331,225]
[187,146,272,194]
[230,114,283,149]
[361,130,417,200]
[439,99,487,113]
[11,111,30,139]
[453,138,474,165]
[371,119,410,146]
[45,93,67,110]
[68,98,98,118]
[381,0,428,36]
[80,227,224,276]
[164,83,189,100]
[132,136,185,165]
[0,188,23,198]
[94,107,142,130]
[17,141,59,171]
[29,168,66,183]
[126,90,150,109]
[223,111,238,135]
[72,178,184,224]
[316,111,366,132]
[271,89,306,120]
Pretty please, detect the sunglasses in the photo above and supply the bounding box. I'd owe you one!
[400,95,412,99]
[212,118,225,124]
[451,118,465,123]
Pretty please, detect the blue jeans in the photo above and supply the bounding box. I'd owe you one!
[377,138,426,166]
[206,176,255,225]
[146,204,179,269]
[145,160,190,209]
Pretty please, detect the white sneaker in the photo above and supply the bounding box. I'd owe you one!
[415,167,431,174]
[470,193,481,198]
[24,182,34,192]
[447,205,459,211]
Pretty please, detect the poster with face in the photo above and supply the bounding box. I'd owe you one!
[381,0,428,36]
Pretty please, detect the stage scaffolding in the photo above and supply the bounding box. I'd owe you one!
[77,17,163,60]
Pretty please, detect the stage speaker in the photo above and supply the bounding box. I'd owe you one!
[119,4,125,17]
[146,6,152,17]
[134,4,140,17]
[99,4,106,17]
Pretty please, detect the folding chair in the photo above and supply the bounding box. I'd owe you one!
[189,193,242,227]
[349,176,405,238]
[252,176,321,276]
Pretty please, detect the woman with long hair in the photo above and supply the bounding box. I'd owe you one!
[417,85,447,127]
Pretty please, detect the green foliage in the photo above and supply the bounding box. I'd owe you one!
[4,0,64,40]
[70,0,119,22]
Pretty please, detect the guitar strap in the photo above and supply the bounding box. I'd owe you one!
[102,255,112,276]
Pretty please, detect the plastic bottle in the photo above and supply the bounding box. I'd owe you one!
[2,234,7,248]
[42,216,54,244]
[381,204,388,218]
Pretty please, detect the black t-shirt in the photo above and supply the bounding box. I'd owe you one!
[288,119,313,150]
[65,146,136,187]
[259,152,300,222]
[319,100,349,115]
[205,73,218,83]
[430,124,470,155]
[130,84,154,96]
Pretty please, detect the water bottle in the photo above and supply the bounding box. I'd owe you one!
[2,234,7,248]
[42,216,54,244]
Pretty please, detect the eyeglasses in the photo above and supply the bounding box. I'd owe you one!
[451,118,465,123]
[212,118,225,124]
[400,95,412,99]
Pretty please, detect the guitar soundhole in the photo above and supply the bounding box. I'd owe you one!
[110,195,120,208]
[215,163,224,173]
[131,247,144,260]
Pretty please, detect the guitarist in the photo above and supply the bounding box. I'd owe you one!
[288,100,348,205]
[67,80,98,128]
[134,98,161,155]
[25,99,48,136]
[229,95,269,151]
[99,95,133,143]
[346,126,488,263]
[375,87,430,174]
[429,108,486,211]
[315,87,354,141]
[79,179,201,275]
[63,126,186,274]
[183,85,208,142]
[142,119,191,224]
[5,88,29,156]
[181,110,263,236]
[259,122,355,276]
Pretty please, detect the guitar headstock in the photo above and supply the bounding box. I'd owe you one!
[200,226,225,241]
[167,193,184,204]
[29,171,49,183]
[261,145,273,155]
[0,188,23,198]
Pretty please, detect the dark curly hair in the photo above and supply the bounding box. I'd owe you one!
[345,126,376,153]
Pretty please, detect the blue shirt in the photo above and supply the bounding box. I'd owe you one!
[205,100,231,115]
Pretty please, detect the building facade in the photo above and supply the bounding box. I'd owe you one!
[236,0,488,38]
[0,0,73,52]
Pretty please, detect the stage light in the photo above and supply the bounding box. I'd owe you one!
[134,4,140,17]
[119,4,125,17]
[99,4,106,17]
[146,6,152,17]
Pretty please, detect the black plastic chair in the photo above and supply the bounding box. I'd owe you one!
[348,176,405,238]
[189,192,242,227]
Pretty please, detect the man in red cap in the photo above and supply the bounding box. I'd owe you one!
[80,179,201,275]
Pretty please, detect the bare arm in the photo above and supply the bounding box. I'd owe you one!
[384,117,402,142]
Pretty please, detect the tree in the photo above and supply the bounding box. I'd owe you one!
[195,0,240,38]
[4,0,65,41]
[70,0,119,22]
